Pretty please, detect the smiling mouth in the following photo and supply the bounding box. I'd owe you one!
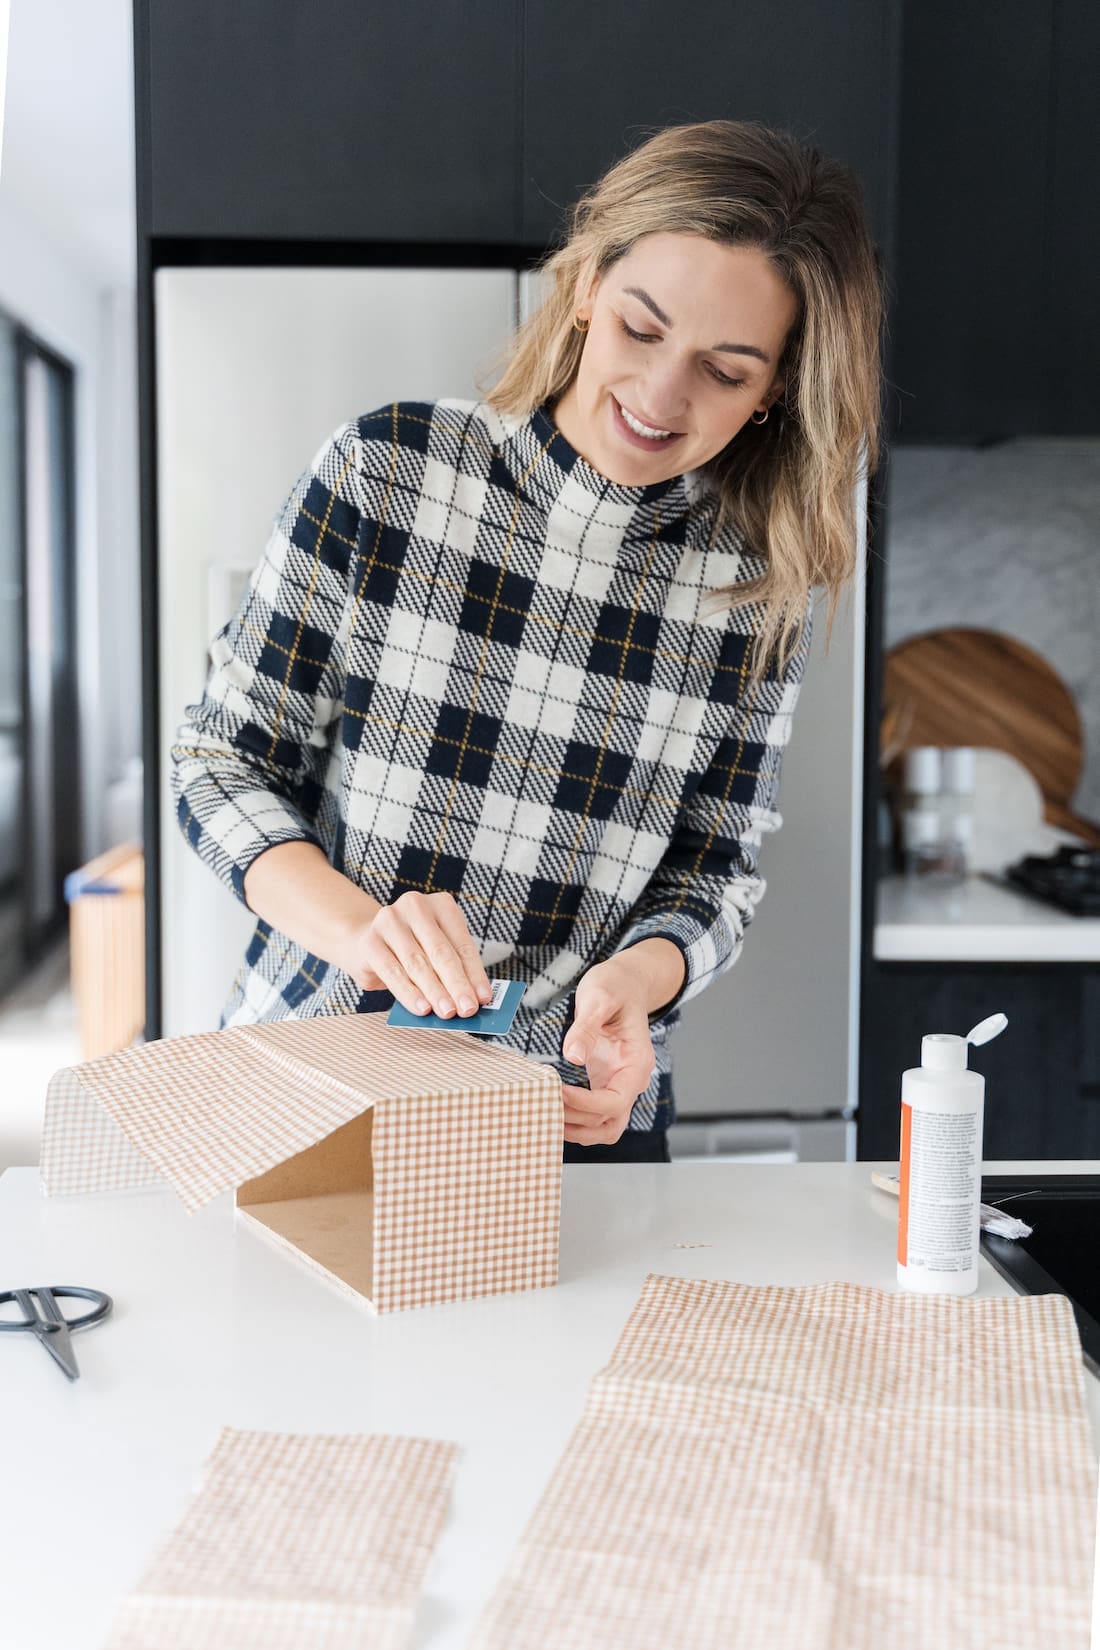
[611,395,685,445]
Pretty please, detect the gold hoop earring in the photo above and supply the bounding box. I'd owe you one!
[573,313,590,333]
[750,407,769,425]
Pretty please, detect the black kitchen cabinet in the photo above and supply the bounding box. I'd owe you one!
[136,0,1095,411]
[1046,0,1100,434]
[137,0,900,255]
[859,962,1100,1161]
[140,0,521,244]
[520,0,900,250]
[891,0,1099,441]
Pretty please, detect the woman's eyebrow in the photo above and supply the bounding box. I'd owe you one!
[621,285,771,364]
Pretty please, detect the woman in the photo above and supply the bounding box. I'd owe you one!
[171,119,883,1163]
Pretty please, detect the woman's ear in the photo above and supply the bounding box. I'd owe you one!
[573,255,601,321]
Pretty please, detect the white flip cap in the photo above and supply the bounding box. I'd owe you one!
[966,1012,1008,1046]
[920,1013,1008,1071]
[921,1033,969,1071]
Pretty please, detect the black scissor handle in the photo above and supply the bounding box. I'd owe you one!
[0,1286,113,1331]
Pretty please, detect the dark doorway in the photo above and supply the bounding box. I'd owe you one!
[0,316,80,998]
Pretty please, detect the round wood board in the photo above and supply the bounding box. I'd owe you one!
[882,627,1097,843]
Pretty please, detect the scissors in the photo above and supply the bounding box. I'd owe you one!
[0,1286,113,1381]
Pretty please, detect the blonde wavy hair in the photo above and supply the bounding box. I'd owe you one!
[485,119,884,679]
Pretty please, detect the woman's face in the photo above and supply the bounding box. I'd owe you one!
[553,232,798,486]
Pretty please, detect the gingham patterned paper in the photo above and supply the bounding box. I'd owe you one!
[103,1428,458,1650]
[40,1066,160,1198]
[370,1087,561,1313]
[473,1274,1097,1649]
[40,1012,562,1312]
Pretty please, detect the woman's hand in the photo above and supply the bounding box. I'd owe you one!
[561,956,658,1145]
[337,890,494,1019]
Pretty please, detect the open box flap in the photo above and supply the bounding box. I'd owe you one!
[40,1011,563,1213]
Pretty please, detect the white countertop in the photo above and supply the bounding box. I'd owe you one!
[1,1160,1097,1647]
[875,872,1100,961]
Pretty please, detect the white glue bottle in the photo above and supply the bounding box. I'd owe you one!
[896,1012,1008,1295]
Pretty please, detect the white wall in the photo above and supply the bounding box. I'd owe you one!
[0,196,141,861]
[156,267,518,1036]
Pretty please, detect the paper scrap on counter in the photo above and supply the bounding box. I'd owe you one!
[871,1168,1034,1238]
[103,1428,458,1650]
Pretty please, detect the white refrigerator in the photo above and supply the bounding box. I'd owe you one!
[155,266,861,1156]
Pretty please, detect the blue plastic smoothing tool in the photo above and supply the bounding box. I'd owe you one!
[387,978,526,1036]
[0,1285,112,1381]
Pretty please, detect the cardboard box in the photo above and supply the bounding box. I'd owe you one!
[64,843,145,1061]
[41,1012,563,1312]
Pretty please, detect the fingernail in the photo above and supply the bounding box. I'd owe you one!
[567,1044,584,1062]
[437,998,454,1016]
[415,998,431,1014]
[460,995,477,1015]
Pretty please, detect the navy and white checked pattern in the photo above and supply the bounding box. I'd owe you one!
[171,398,812,1130]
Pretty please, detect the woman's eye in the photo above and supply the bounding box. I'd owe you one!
[618,317,745,389]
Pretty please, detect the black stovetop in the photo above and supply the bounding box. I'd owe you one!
[1000,845,1100,916]
[980,1174,1100,1374]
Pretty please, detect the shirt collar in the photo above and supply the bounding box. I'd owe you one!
[487,397,707,517]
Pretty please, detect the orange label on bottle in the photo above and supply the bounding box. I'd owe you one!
[898,1100,912,1266]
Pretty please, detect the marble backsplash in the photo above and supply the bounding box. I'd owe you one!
[882,438,1100,828]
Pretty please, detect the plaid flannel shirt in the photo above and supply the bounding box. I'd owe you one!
[171,398,812,1131]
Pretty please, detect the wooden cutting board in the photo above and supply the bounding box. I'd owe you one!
[882,627,1100,847]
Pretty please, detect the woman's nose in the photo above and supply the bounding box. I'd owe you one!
[638,361,690,423]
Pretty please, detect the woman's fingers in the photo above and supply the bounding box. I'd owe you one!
[430,897,494,1008]
[562,1103,627,1145]
[563,1113,618,1137]
[562,1069,651,1143]
[565,1124,622,1145]
[368,892,490,1017]
[562,1085,619,1136]
[366,912,444,1013]
[363,948,433,1016]
[563,1109,616,1132]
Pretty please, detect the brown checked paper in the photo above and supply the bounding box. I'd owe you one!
[473,1274,1097,1649]
[40,1012,562,1312]
[103,1428,458,1650]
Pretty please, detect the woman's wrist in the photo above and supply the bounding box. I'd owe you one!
[603,937,686,1019]
[242,841,381,972]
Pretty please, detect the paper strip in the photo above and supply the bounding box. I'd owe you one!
[104,1428,459,1650]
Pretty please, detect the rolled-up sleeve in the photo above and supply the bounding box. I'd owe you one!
[613,595,814,1021]
[169,421,362,906]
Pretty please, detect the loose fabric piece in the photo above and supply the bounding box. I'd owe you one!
[104,1428,458,1650]
[473,1275,1097,1649]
